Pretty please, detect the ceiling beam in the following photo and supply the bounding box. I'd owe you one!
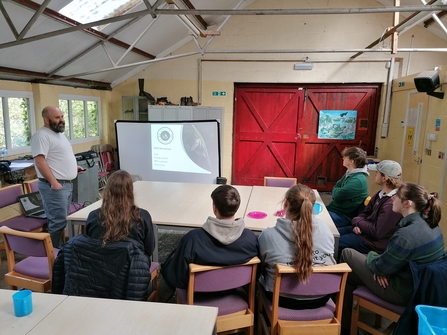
[0,66,112,90]
[424,10,447,26]
[17,0,51,40]
[0,1,19,39]
[154,5,447,15]
[9,0,155,59]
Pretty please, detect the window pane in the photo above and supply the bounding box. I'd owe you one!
[72,100,85,139]
[8,98,31,148]
[59,99,71,139]
[87,101,99,137]
[0,98,4,148]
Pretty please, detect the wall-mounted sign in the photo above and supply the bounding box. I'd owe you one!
[318,110,357,140]
[212,91,227,96]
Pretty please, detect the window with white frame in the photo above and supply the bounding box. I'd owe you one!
[59,95,100,143]
[0,90,35,156]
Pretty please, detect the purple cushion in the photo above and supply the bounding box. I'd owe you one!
[177,287,248,316]
[353,286,406,315]
[0,216,47,231]
[150,262,159,273]
[0,185,23,208]
[13,248,59,279]
[260,288,336,321]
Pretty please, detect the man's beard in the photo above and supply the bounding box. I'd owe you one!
[49,120,65,133]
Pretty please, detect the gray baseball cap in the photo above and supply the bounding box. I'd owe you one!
[368,160,402,178]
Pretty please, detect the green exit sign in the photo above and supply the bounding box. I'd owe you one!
[398,82,405,87]
[212,91,227,96]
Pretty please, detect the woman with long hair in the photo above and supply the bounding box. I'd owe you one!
[258,183,336,309]
[86,170,155,258]
[340,183,445,334]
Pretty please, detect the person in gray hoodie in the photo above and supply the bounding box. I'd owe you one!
[161,185,259,289]
[259,184,336,309]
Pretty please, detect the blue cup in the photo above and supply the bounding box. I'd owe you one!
[313,203,323,215]
[12,290,33,317]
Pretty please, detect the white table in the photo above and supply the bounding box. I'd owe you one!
[1,289,67,335]
[27,295,218,335]
[67,181,253,260]
[67,181,338,260]
[244,186,339,257]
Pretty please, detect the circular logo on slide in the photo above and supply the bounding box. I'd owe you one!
[157,127,173,145]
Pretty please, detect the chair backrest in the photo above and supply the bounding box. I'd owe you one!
[187,257,260,304]
[23,179,39,193]
[92,144,115,172]
[264,177,297,188]
[0,184,24,208]
[273,263,351,321]
[0,226,55,271]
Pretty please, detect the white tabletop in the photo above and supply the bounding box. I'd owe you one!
[0,289,67,335]
[151,182,252,227]
[68,181,253,228]
[27,295,217,335]
[244,186,339,237]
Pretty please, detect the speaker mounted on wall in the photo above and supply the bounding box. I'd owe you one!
[414,70,444,99]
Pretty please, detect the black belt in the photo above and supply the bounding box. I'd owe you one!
[38,178,72,184]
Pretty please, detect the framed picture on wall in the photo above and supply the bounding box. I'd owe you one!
[317,110,357,140]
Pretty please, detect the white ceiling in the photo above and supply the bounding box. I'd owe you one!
[0,0,447,89]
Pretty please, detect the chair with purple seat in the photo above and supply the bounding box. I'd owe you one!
[0,226,58,292]
[351,285,405,335]
[264,177,297,188]
[176,256,260,335]
[258,263,351,335]
[0,184,47,265]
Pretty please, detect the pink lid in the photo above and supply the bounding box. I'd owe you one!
[247,211,267,219]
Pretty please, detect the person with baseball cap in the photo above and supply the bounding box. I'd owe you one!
[337,160,403,257]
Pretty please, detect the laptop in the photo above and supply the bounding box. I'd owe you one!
[17,192,47,218]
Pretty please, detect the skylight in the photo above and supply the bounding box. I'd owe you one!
[59,0,142,30]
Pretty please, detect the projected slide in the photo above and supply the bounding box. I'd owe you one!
[151,124,211,174]
[116,120,221,184]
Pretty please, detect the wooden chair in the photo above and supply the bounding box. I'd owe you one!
[351,286,405,335]
[0,226,57,292]
[258,263,352,335]
[176,257,260,335]
[147,261,160,302]
[264,177,297,188]
[0,184,47,265]
[22,178,39,193]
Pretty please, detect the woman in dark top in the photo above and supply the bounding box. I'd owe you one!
[86,170,155,258]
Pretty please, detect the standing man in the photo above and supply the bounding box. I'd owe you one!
[31,106,81,247]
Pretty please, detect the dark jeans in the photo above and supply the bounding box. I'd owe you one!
[329,211,352,228]
[338,231,371,259]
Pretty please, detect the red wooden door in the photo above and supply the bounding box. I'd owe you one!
[298,85,380,191]
[232,84,381,190]
[232,85,304,186]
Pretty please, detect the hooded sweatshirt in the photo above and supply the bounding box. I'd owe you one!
[258,217,336,293]
[327,166,369,219]
[161,217,259,289]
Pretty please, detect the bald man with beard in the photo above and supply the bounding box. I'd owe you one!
[31,106,83,247]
